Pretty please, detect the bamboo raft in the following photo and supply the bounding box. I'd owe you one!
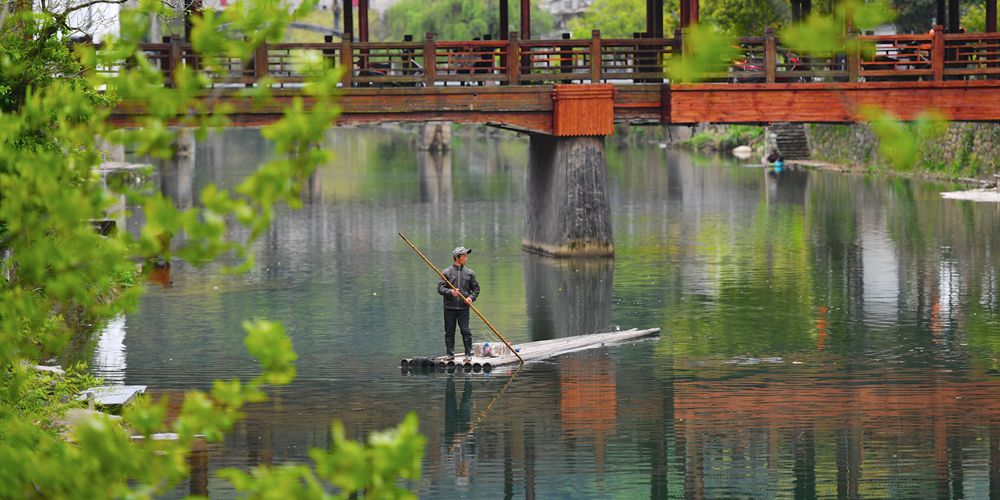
[401,327,660,373]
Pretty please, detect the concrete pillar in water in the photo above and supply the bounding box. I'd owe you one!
[523,134,613,257]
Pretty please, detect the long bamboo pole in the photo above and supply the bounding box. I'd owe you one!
[398,233,523,364]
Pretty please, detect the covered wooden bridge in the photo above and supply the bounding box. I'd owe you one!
[117,0,1000,132]
[113,0,1000,257]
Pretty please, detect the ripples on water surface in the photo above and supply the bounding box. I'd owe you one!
[95,127,1000,498]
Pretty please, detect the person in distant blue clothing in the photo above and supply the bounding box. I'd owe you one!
[437,246,480,359]
[767,150,785,172]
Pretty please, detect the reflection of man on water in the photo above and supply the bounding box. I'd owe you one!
[444,376,475,487]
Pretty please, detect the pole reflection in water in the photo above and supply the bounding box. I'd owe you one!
[523,255,613,341]
[92,315,127,384]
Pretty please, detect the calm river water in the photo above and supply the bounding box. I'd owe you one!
[99,126,1000,498]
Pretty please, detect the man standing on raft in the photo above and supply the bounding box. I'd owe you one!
[438,246,480,360]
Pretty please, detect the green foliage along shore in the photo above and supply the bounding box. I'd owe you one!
[1,0,424,497]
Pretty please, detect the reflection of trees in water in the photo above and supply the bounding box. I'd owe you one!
[116,127,1000,497]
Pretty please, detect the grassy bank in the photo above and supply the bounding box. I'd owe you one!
[807,122,1000,182]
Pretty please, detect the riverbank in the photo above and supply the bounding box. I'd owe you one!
[673,122,1000,187]
[786,159,999,188]
[805,122,1000,184]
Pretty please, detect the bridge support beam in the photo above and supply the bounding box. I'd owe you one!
[523,134,613,257]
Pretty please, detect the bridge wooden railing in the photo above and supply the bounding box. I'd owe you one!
[117,29,1000,89]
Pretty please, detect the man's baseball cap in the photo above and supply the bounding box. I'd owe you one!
[452,246,472,257]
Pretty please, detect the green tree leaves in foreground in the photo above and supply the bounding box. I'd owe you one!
[1,0,424,497]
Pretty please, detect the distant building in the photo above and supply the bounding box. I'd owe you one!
[540,0,595,32]
[309,0,596,33]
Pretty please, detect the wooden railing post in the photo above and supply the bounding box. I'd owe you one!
[340,36,353,87]
[323,34,337,67]
[560,32,573,76]
[764,27,777,83]
[254,41,268,85]
[169,34,181,88]
[508,31,521,85]
[847,29,860,82]
[590,30,602,83]
[423,32,436,86]
[672,28,684,80]
[681,28,692,61]
[932,25,945,81]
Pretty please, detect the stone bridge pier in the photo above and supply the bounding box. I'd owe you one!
[521,85,615,257]
[523,134,613,257]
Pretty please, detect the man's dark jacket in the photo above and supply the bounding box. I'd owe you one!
[438,264,480,310]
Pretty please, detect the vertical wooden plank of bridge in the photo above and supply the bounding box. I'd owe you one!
[764,27,776,84]
[169,35,181,88]
[932,26,945,81]
[508,32,521,85]
[254,41,268,85]
[680,0,699,27]
[847,30,860,83]
[948,0,961,33]
[987,0,997,33]
[520,0,531,39]
[358,0,369,75]
[987,1,997,79]
[359,0,369,42]
[645,0,655,36]
[500,0,509,39]
[590,30,602,83]
[340,37,353,87]
[342,0,353,41]
[655,0,664,38]
[423,33,436,86]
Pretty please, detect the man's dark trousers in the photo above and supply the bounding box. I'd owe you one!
[444,308,472,355]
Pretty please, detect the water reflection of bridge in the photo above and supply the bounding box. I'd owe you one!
[672,370,1000,498]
